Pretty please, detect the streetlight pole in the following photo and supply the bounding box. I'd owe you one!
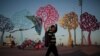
[79,0,83,46]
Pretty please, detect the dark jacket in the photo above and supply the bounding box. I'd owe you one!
[45,24,57,47]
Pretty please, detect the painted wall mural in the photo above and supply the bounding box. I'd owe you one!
[0,0,100,46]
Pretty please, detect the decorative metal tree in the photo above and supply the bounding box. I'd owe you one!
[0,15,14,45]
[36,4,59,31]
[79,12,99,46]
[11,10,33,44]
[59,12,78,47]
[11,9,33,29]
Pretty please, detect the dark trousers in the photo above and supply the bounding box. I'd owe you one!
[45,44,58,56]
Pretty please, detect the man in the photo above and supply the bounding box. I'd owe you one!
[45,24,58,56]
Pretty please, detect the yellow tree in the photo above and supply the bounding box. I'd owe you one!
[59,12,78,47]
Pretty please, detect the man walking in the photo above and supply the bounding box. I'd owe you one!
[45,24,59,56]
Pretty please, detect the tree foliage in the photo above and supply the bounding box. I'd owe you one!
[36,4,59,31]
[0,14,14,45]
[11,10,33,29]
[80,12,99,31]
[0,14,14,32]
[59,12,78,30]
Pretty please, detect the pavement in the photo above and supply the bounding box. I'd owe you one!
[0,46,100,56]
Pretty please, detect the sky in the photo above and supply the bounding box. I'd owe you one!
[0,0,100,45]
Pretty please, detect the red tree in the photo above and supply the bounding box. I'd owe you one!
[80,12,99,46]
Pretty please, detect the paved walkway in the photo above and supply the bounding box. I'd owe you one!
[0,46,100,56]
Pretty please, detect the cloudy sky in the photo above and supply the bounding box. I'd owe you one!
[0,0,100,45]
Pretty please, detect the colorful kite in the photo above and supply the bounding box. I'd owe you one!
[26,16,42,35]
[36,4,59,31]
[79,12,100,46]
[59,12,78,47]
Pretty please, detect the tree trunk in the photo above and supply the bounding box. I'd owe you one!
[68,29,73,47]
[0,30,5,45]
[19,31,23,45]
[74,29,76,45]
[81,30,83,46]
[81,31,87,46]
[88,31,91,46]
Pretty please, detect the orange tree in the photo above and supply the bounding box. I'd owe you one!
[59,12,78,47]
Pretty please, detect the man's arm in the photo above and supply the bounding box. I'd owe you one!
[54,24,57,33]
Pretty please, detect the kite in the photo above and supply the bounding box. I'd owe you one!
[26,16,42,35]
[36,4,59,31]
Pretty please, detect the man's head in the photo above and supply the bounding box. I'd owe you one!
[50,25,56,32]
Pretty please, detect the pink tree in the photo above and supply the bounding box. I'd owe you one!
[80,12,100,46]
[36,4,59,31]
